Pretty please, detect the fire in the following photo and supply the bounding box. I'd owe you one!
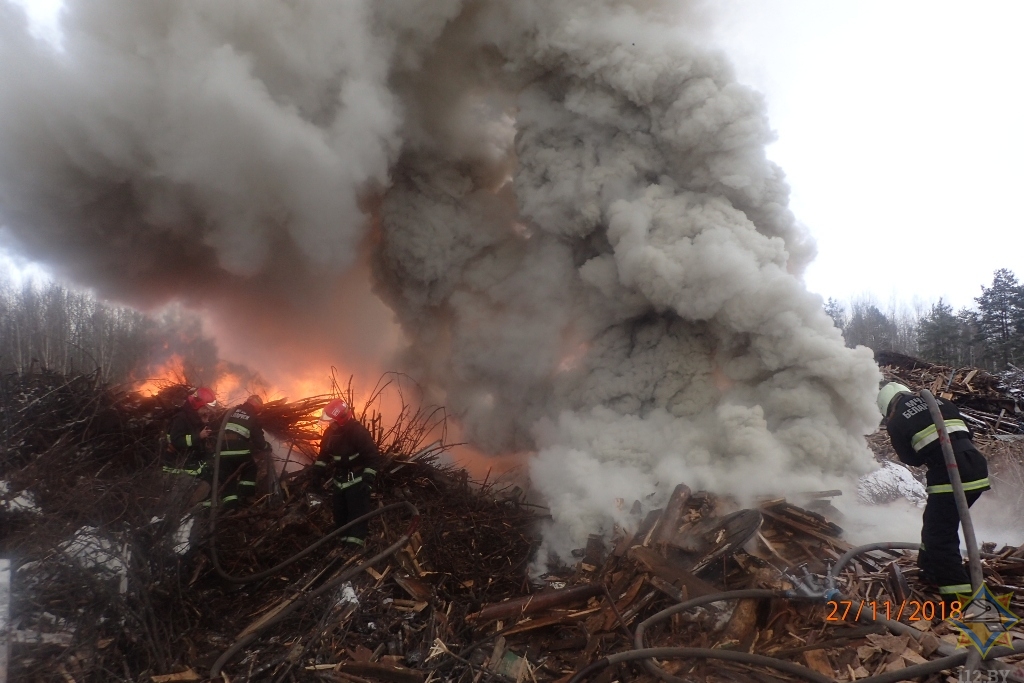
[129,354,339,408]
[130,354,189,396]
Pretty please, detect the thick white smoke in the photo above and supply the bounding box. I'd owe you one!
[0,0,883,560]
[375,1,882,559]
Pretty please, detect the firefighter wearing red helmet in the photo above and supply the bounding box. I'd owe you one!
[165,386,217,479]
[312,398,384,547]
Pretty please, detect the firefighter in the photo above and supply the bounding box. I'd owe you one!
[217,395,269,510]
[878,382,990,604]
[312,399,383,548]
[165,386,217,479]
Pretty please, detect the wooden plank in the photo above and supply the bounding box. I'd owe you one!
[581,535,605,572]
[635,508,663,548]
[648,576,687,603]
[467,584,604,623]
[653,484,691,546]
[501,608,601,636]
[336,662,424,683]
[151,670,201,682]
[759,507,850,550]
[722,597,759,643]
[612,528,636,558]
[393,574,431,602]
[627,546,718,598]
[586,574,646,632]
[803,649,834,677]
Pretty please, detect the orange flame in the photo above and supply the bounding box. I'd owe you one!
[130,354,189,396]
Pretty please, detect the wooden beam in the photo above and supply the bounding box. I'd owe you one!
[627,546,718,598]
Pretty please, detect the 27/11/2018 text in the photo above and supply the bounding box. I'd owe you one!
[825,600,960,622]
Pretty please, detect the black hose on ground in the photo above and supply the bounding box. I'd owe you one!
[568,647,836,683]
[590,540,1024,683]
[633,590,821,682]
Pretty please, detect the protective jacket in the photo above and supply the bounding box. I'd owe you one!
[885,393,989,494]
[314,418,383,545]
[314,418,383,491]
[223,403,269,457]
[215,401,268,507]
[166,403,208,475]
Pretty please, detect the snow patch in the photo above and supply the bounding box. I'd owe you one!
[857,460,926,507]
[0,480,40,514]
[59,527,131,594]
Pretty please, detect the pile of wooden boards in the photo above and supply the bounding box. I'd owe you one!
[876,351,1023,437]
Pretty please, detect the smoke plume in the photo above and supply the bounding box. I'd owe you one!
[0,0,883,559]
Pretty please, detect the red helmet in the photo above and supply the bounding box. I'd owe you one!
[245,394,264,411]
[320,399,351,424]
[187,387,217,410]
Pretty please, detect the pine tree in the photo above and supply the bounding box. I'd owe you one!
[956,308,982,368]
[824,297,846,332]
[845,301,897,352]
[918,299,960,365]
[975,268,1024,369]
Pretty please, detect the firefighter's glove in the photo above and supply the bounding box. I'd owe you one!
[362,467,378,490]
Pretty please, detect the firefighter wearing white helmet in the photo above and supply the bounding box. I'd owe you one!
[878,381,990,605]
[311,399,384,547]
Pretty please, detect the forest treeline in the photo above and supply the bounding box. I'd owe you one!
[827,268,1024,371]
[0,275,220,384]
[2,268,1024,384]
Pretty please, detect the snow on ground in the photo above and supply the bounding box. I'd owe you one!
[857,460,927,507]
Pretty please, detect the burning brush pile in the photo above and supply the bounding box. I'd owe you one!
[3,369,1024,683]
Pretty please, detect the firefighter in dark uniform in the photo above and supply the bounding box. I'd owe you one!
[878,382,990,603]
[218,395,269,510]
[312,399,384,547]
[165,386,217,479]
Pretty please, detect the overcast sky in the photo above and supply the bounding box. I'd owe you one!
[712,0,1024,313]
[5,0,1024,314]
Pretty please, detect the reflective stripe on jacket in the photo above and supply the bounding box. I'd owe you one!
[885,393,989,492]
[221,403,268,458]
[316,418,383,488]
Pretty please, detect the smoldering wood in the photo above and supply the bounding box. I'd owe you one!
[3,368,1024,682]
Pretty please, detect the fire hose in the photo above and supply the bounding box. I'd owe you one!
[203,404,421,677]
[568,389,1024,682]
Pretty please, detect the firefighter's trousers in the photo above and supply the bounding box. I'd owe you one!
[332,475,371,547]
[216,454,257,510]
[918,489,983,600]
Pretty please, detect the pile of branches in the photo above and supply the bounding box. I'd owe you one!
[0,369,540,682]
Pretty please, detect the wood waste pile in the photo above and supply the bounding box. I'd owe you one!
[875,351,1024,439]
[2,369,1024,683]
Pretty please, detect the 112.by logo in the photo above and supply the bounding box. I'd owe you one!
[958,671,1010,682]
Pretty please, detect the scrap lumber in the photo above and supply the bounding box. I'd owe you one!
[467,584,604,623]
[653,483,691,546]
[627,545,719,598]
[335,662,423,683]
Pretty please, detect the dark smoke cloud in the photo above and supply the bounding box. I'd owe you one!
[0,0,883,559]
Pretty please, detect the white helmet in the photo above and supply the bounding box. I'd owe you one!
[877,382,911,417]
